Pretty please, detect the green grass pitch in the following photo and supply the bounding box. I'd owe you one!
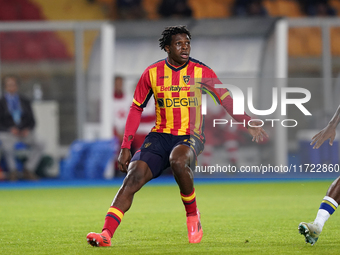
[1,180,340,254]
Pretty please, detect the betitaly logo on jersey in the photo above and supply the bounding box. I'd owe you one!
[160,85,190,92]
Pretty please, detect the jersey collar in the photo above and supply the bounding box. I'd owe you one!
[165,57,189,71]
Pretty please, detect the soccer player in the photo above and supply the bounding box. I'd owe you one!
[299,105,340,245]
[87,25,268,247]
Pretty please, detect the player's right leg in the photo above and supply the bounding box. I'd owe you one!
[170,142,203,243]
[87,160,153,247]
[299,177,340,245]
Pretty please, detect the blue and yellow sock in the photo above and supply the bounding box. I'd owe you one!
[320,196,338,215]
[314,196,338,230]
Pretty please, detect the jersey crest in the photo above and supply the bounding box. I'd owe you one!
[183,75,190,84]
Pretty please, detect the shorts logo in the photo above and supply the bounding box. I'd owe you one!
[183,138,196,146]
[183,75,190,84]
[144,142,152,148]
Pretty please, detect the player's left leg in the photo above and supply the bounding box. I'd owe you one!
[170,144,202,243]
[87,160,153,247]
[299,177,340,245]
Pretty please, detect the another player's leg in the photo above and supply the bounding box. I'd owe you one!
[170,144,203,243]
[87,160,153,247]
[299,177,340,245]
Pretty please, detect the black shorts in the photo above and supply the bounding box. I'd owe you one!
[131,132,204,178]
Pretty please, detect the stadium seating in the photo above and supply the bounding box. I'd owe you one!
[288,28,307,57]
[1,0,339,61]
[137,0,339,57]
[0,0,70,62]
[307,27,322,56]
[264,0,303,17]
[30,0,105,20]
[22,32,47,61]
[42,32,71,60]
[143,0,161,19]
[60,139,119,180]
[28,0,106,62]
[330,0,340,14]
[20,1,44,20]
[0,33,22,61]
[0,1,20,21]
[331,27,340,55]
[188,0,233,19]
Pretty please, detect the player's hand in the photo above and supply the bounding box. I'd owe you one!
[117,148,132,173]
[247,120,269,143]
[310,123,337,149]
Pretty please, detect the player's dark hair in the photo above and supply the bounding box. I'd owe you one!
[159,25,191,51]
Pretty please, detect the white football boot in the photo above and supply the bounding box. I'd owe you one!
[298,222,321,245]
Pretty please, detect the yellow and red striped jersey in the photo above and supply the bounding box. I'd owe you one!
[133,57,237,141]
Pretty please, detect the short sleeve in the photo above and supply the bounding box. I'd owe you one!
[201,67,228,105]
[133,69,153,108]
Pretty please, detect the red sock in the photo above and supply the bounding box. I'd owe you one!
[181,188,197,217]
[102,206,124,238]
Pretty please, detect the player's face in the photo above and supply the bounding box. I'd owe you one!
[165,33,191,66]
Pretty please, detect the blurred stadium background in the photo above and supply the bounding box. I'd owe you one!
[0,0,340,180]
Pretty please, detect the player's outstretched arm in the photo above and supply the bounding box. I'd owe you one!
[311,105,340,149]
[210,80,268,143]
[117,148,132,172]
[247,120,269,143]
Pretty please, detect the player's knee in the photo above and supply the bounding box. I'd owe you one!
[169,155,189,174]
[123,169,147,191]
